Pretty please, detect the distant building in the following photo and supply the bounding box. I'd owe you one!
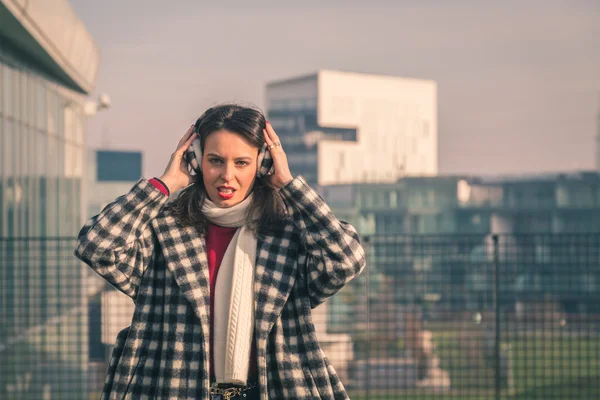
[86,149,143,218]
[0,0,100,398]
[322,171,600,236]
[266,70,438,186]
[321,176,467,235]
[323,171,600,342]
[460,171,600,234]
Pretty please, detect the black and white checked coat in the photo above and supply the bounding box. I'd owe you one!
[75,176,366,399]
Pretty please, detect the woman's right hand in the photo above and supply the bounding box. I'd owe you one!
[158,124,197,193]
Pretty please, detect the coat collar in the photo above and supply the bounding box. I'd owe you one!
[151,209,297,348]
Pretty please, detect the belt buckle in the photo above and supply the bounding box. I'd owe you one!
[224,387,242,400]
[210,385,242,400]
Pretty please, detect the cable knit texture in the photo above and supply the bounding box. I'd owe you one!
[202,195,256,385]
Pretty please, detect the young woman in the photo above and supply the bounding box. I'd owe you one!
[75,104,366,399]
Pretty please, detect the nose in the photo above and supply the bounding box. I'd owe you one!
[220,162,235,182]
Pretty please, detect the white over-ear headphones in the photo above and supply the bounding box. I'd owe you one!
[185,119,275,178]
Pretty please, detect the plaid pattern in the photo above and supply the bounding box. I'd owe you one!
[255,143,275,178]
[74,176,365,399]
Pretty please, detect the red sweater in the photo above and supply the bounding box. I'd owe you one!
[149,178,258,381]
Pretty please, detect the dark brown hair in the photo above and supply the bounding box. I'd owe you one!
[169,104,288,234]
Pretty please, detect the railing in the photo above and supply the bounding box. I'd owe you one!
[1,234,599,399]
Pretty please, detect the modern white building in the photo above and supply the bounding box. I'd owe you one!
[0,0,100,398]
[266,70,438,186]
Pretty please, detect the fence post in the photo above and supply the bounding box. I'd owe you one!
[493,234,501,400]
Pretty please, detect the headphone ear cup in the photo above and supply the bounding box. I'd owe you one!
[256,143,275,178]
[186,137,202,174]
[187,110,213,174]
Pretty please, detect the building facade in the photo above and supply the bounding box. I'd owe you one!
[0,0,100,398]
[266,70,438,186]
[322,171,600,236]
[322,172,600,332]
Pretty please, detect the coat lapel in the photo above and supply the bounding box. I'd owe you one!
[151,209,298,344]
[151,209,210,334]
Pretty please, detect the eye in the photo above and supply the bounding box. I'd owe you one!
[208,158,223,165]
[236,161,250,166]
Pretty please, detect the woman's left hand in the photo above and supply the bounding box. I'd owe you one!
[263,121,294,189]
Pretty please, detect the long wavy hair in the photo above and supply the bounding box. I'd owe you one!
[169,104,288,235]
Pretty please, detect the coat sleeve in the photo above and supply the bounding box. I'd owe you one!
[74,179,170,299]
[279,175,366,308]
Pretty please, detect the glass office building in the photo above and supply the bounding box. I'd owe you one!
[0,0,99,398]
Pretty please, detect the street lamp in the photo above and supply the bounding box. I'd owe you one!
[83,93,111,117]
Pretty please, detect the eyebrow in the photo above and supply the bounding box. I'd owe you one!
[206,152,253,161]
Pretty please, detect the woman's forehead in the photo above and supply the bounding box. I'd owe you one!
[204,129,258,155]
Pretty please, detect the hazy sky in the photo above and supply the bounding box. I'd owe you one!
[69,0,600,178]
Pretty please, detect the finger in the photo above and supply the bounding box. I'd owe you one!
[265,123,283,154]
[183,128,197,148]
[266,122,280,143]
[177,125,195,148]
[178,126,197,151]
[263,129,274,147]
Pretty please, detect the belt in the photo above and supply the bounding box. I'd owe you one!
[209,381,258,400]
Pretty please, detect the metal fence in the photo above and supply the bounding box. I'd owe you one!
[1,234,600,399]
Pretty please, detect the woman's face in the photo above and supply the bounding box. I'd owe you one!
[201,129,258,208]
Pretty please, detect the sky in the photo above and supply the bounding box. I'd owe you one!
[69,0,600,178]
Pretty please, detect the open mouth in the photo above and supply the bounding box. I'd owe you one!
[217,186,236,200]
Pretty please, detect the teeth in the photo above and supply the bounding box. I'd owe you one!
[219,188,234,194]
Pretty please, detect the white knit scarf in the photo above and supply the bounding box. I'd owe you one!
[202,194,256,385]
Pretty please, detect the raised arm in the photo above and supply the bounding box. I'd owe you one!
[280,176,366,308]
[262,121,366,308]
[75,124,198,298]
[74,179,169,298]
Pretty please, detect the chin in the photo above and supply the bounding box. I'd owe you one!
[210,194,241,208]
[216,199,239,208]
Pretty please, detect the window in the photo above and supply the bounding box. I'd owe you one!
[389,191,397,208]
[35,131,47,176]
[36,81,47,130]
[364,192,374,208]
[287,152,317,165]
[268,116,296,131]
[47,136,58,177]
[47,89,57,135]
[64,107,73,142]
[355,192,362,207]
[14,70,23,122]
[556,185,569,207]
[74,113,83,145]
[97,151,143,181]
[4,120,14,176]
[374,191,386,208]
[3,65,13,117]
